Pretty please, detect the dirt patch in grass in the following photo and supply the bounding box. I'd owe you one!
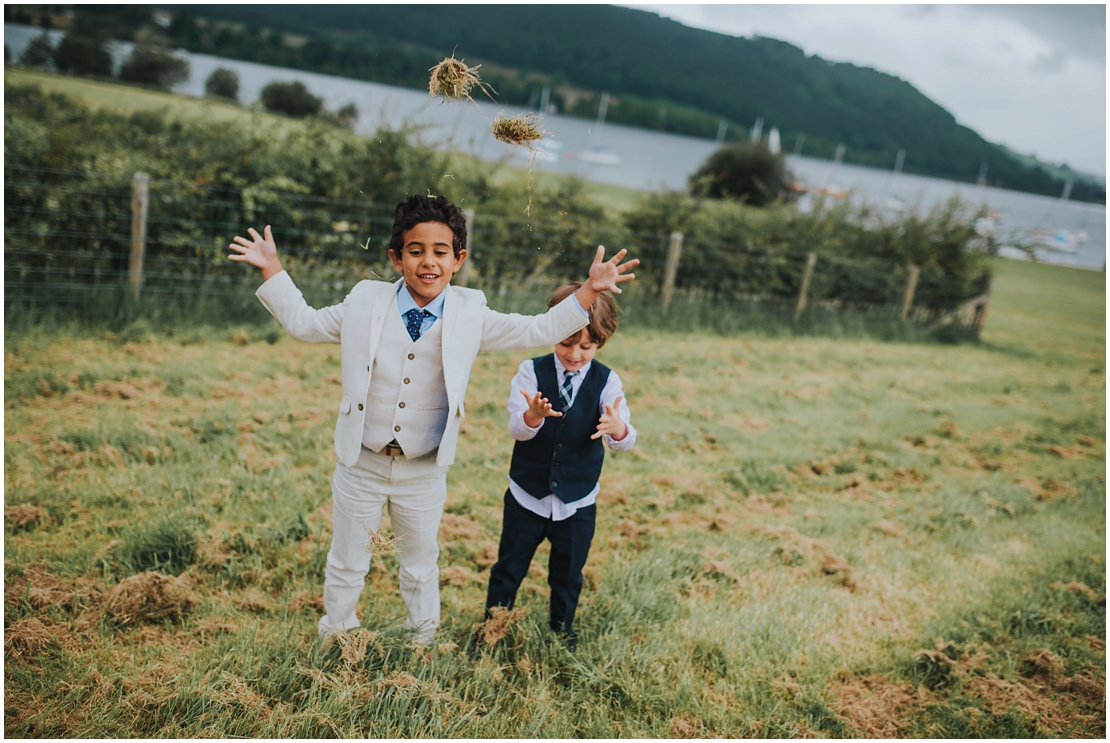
[4,616,73,657]
[669,714,705,738]
[440,565,478,586]
[6,504,46,529]
[752,525,858,590]
[104,572,198,625]
[1014,476,1073,501]
[832,673,932,738]
[4,562,88,610]
[440,513,482,541]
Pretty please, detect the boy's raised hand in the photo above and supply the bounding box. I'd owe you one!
[520,390,562,429]
[229,225,284,281]
[591,396,628,440]
[587,246,638,294]
[574,246,639,310]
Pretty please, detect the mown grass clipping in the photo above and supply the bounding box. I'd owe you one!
[428,53,495,103]
[490,112,545,147]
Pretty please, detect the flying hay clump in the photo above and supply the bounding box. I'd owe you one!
[491,113,545,147]
[429,53,494,103]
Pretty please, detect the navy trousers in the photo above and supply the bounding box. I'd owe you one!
[485,490,597,636]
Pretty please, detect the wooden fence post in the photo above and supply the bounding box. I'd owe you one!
[129,171,150,300]
[973,274,994,333]
[457,208,475,287]
[794,251,817,320]
[901,264,920,320]
[661,230,683,310]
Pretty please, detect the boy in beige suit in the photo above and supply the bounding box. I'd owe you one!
[229,194,638,643]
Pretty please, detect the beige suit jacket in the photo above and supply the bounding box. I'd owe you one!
[256,272,589,467]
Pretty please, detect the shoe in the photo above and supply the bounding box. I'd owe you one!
[565,635,578,654]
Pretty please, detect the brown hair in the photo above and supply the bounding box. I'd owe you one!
[548,283,618,347]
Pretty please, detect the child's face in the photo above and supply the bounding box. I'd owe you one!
[554,330,598,373]
[390,221,466,306]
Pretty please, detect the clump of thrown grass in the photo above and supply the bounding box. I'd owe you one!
[104,572,198,625]
[490,112,545,147]
[477,605,528,646]
[428,53,495,103]
[366,527,398,556]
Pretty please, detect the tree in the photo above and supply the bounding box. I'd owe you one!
[18,32,54,68]
[337,103,359,129]
[52,24,113,77]
[688,141,796,207]
[205,67,240,102]
[259,80,323,118]
[118,28,190,89]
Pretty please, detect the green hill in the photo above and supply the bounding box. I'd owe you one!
[15,3,1102,202]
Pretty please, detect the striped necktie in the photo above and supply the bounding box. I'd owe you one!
[560,371,578,409]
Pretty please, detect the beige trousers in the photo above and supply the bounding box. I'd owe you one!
[318,446,448,641]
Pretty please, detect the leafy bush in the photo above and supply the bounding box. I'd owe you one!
[260,80,323,118]
[118,29,190,89]
[337,102,359,128]
[689,141,795,207]
[51,26,113,77]
[204,67,240,101]
[18,32,55,69]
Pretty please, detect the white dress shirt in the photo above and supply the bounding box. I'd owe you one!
[507,356,636,521]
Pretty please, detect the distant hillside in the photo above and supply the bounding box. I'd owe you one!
[21,3,1101,202]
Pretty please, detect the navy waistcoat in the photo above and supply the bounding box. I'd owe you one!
[509,354,611,504]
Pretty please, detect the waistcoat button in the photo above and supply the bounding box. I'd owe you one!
[551,481,558,488]
[554,462,560,468]
[404,378,410,384]
[357,403,363,410]
[394,425,401,432]
[399,402,405,408]
[408,353,415,360]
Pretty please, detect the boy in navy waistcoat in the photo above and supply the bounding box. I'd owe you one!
[484,283,636,650]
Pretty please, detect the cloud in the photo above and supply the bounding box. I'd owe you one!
[1031,48,1067,75]
[969,5,1105,64]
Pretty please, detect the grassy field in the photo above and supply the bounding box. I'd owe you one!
[4,255,1104,737]
[4,67,645,215]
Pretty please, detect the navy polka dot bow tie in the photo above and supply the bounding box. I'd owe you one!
[404,308,432,342]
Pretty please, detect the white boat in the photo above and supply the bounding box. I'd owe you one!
[577,146,621,166]
[1029,228,1083,253]
[1028,179,1087,253]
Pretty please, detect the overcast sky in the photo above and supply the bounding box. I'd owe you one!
[622,4,1106,178]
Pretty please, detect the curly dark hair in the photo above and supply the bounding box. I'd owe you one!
[388,193,468,258]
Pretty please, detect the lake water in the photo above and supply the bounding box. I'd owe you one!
[7,23,1105,270]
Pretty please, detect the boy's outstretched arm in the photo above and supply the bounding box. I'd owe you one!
[574,246,639,309]
[228,225,284,281]
[229,225,344,343]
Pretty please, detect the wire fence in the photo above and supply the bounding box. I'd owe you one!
[4,165,989,335]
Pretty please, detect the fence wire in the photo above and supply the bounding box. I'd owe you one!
[4,166,985,332]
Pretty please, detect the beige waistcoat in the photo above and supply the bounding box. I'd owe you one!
[362,299,449,458]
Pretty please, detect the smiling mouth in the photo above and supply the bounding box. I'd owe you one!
[417,273,440,282]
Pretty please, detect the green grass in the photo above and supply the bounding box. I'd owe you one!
[5,256,1104,736]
